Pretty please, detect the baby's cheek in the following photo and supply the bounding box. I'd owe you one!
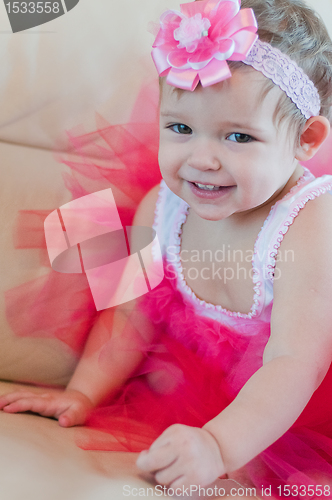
[237,181,270,208]
[158,155,173,178]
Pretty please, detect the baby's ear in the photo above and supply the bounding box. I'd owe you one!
[296,116,330,161]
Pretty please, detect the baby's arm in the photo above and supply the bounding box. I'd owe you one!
[0,184,161,426]
[0,302,152,426]
[137,194,332,486]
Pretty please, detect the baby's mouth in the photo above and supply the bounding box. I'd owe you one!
[193,182,222,191]
[188,181,235,199]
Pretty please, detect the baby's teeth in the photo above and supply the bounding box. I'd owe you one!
[196,183,219,190]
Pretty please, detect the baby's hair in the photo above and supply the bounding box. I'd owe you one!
[230,0,332,141]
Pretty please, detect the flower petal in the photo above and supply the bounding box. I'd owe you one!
[168,48,191,68]
[153,27,178,49]
[199,59,232,87]
[228,31,258,61]
[153,10,184,48]
[174,14,211,52]
[204,0,239,17]
[188,38,214,64]
[152,47,172,75]
[209,1,239,38]
[167,67,200,91]
[180,0,206,18]
[188,53,213,69]
[222,9,258,39]
[160,10,183,27]
[215,38,234,57]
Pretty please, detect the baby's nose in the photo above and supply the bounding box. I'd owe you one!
[187,141,221,171]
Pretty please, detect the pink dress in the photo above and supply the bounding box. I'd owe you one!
[4,109,332,495]
[81,167,332,497]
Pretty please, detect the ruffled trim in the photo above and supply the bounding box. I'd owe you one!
[173,202,261,318]
[252,167,315,294]
[263,174,332,282]
[152,180,168,261]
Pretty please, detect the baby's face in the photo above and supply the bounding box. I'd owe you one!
[158,69,300,222]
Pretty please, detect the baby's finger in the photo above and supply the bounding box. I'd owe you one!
[1,397,47,414]
[169,474,193,490]
[136,444,177,472]
[58,414,71,427]
[58,405,87,427]
[155,464,184,487]
[0,391,39,409]
[148,424,183,452]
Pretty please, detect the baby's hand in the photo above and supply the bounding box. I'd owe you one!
[0,388,94,427]
[136,424,225,488]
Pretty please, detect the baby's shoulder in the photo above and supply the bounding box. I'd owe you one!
[132,183,161,228]
[290,189,332,237]
[271,190,332,353]
[277,189,332,268]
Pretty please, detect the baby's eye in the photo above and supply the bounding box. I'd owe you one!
[227,133,254,143]
[168,123,192,135]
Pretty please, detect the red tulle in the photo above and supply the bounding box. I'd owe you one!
[5,272,96,354]
[6,105,161,353]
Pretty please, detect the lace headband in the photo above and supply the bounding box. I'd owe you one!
[152,0,321,119]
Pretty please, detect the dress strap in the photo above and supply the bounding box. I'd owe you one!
[254,171,332,306]
[153,180,189,260]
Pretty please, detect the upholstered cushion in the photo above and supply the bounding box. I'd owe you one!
[0,0,178,150]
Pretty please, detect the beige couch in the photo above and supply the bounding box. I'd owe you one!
[1,1,332,498]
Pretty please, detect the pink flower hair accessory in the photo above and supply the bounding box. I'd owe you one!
[152,0,258,90]
[152,0,321,118]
